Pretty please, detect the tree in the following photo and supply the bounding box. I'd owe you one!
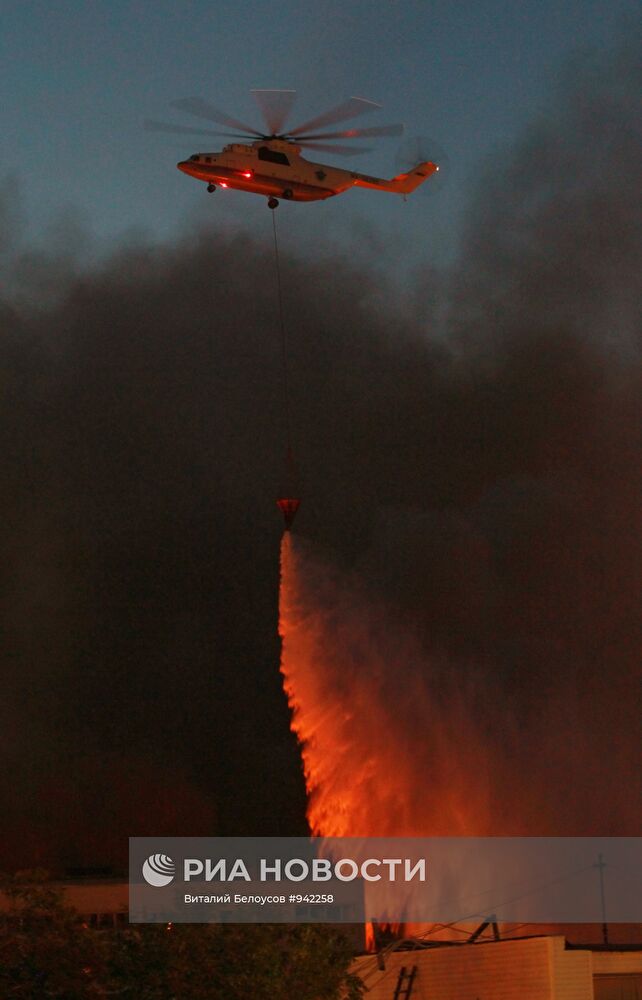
[0,872,364,999]
[0,869,107,998]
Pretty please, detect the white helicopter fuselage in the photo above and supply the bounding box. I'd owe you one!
[177,139,436,202]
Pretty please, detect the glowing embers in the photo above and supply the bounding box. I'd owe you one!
[277,497,300,530]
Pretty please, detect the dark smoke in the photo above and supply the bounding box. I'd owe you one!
[0,39,640,867]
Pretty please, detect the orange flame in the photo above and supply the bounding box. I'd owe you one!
[278,534,641,949]
[278,533,492,839]
[279,533,496,947]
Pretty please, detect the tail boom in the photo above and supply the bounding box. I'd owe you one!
[351,161,437,195]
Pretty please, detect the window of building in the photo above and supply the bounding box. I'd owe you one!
[594,974,642,1000]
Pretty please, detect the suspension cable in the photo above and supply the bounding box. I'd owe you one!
[271,209,293,463]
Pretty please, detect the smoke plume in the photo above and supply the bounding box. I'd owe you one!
[279,40,641,838]
[0,38,640,868]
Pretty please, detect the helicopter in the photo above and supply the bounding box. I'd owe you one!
[146,90,438,209]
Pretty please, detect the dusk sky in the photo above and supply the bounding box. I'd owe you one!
[2,0,637,257]
[1,2,640,869]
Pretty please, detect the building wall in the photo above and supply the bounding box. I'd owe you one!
[549,936,594,1000]
[420,937,557,1000]
[592,951,642,1000]
[57,881,129,918]
[352,936,596,1000]
[0,881,129,925]
[593,953,642,976]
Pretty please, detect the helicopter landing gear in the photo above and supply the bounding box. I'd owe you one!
[282,189,293,200]
[267,197,279,210]
[207,183,216,193]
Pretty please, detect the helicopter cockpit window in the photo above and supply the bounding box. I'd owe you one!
[258,147,290,165]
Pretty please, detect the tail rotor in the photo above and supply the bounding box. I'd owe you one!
[395,135,451,195]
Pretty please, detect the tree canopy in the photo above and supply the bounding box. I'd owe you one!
[0,871,364,999]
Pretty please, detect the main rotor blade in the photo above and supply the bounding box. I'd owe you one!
[170,97,264,136]
[251,89,296,135]
[295,122,404,141]
[144,120,253,140]
[298,141,373,157]
[288,96,381,137]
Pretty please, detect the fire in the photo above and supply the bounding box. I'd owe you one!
[278,533,492,839]
[278,534,641,948]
